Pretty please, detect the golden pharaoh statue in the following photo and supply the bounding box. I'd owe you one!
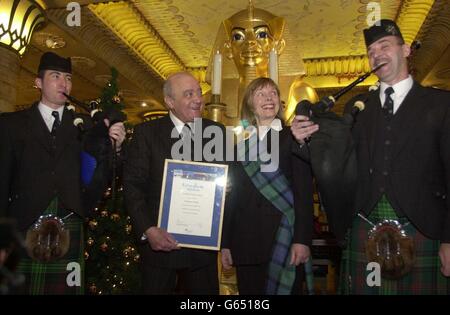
[207,1,318,125]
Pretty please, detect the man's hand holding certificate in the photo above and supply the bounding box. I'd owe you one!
[158,160,228,250]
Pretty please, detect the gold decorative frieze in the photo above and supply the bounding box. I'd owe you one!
[304,56,371,76]
[302,56,380,88]
[396,0,435,44]
[88,1,185,79]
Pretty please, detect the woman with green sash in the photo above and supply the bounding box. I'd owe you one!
[221,77,315,295]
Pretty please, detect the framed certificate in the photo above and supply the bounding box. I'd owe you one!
[158,159,228,250]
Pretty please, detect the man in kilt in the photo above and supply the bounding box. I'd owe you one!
[0,52,126,294]
[291,19,450,294]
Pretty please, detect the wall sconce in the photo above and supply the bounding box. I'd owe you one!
[0,0,46,55]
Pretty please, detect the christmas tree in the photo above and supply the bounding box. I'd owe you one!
[85,68,140,294]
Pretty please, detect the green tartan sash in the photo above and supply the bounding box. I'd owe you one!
[238,131,313,294]
[17,198,85,295]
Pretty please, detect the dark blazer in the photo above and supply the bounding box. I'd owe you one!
[346,82,450,241]
[221,127,314,265]
[0,103,103,231]
[123,115,226,269]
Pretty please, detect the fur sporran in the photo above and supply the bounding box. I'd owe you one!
[25,215,70,262]
[365,220,415,280]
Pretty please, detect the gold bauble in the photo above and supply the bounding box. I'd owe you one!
[87,237,94,246]
[110,213,120,222]
[113,95,121,103]
[123,248,130,258]
[100,210,109,217]
[89,220,98,229]
[104,190,111,198]
[100,243,108,252]
[125,224,132,234]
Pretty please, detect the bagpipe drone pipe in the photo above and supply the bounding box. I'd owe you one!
[293,63,386,243]
[64,93,126,211]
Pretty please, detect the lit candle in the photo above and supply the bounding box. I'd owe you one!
[212,51,222,95]
[269,48,278,84]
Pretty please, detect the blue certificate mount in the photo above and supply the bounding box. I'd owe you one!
[158,159,228,250]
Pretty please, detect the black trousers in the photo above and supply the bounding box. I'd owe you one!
[141,263,219,295]
[236,262,305,295]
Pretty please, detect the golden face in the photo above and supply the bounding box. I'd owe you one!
[223,6,285,71]
[230,25,273,67]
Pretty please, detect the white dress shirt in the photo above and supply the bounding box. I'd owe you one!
[379,75,413,114]
[255,118,283,141]
[169,111,194,136]
[38,102,64,132]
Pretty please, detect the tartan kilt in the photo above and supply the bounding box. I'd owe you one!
[17,198,85,295]
[339,195,450,295]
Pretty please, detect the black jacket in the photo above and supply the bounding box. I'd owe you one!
[346,82,450,241]
[0,103,112,231]
[123,115,227,268]
[222,127,314,265]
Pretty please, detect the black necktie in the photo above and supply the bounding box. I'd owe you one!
[51,111,60,135]
[383,87,394,118]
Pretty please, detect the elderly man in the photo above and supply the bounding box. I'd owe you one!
[124,72,226,294]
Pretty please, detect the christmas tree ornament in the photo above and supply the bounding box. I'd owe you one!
[100,243,108,252]
[88,220,98,230]
[87,237,94,246]
[123,248,130,258]
[100,210,109,217]
[110,213,120,222]
[84,251,89,260]
[112,95,121,103]
[125,224,132,234]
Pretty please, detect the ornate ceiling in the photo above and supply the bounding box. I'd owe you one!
[13,0,450,123]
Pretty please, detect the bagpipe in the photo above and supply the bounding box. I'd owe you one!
[294,63,386,244]
[64,93,126,203]
[63,92,125,185]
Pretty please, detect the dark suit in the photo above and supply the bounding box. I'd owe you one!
[0,103,104,231]
[222,127,314,294]
[123,115,224,294]
[345,82,450,241]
